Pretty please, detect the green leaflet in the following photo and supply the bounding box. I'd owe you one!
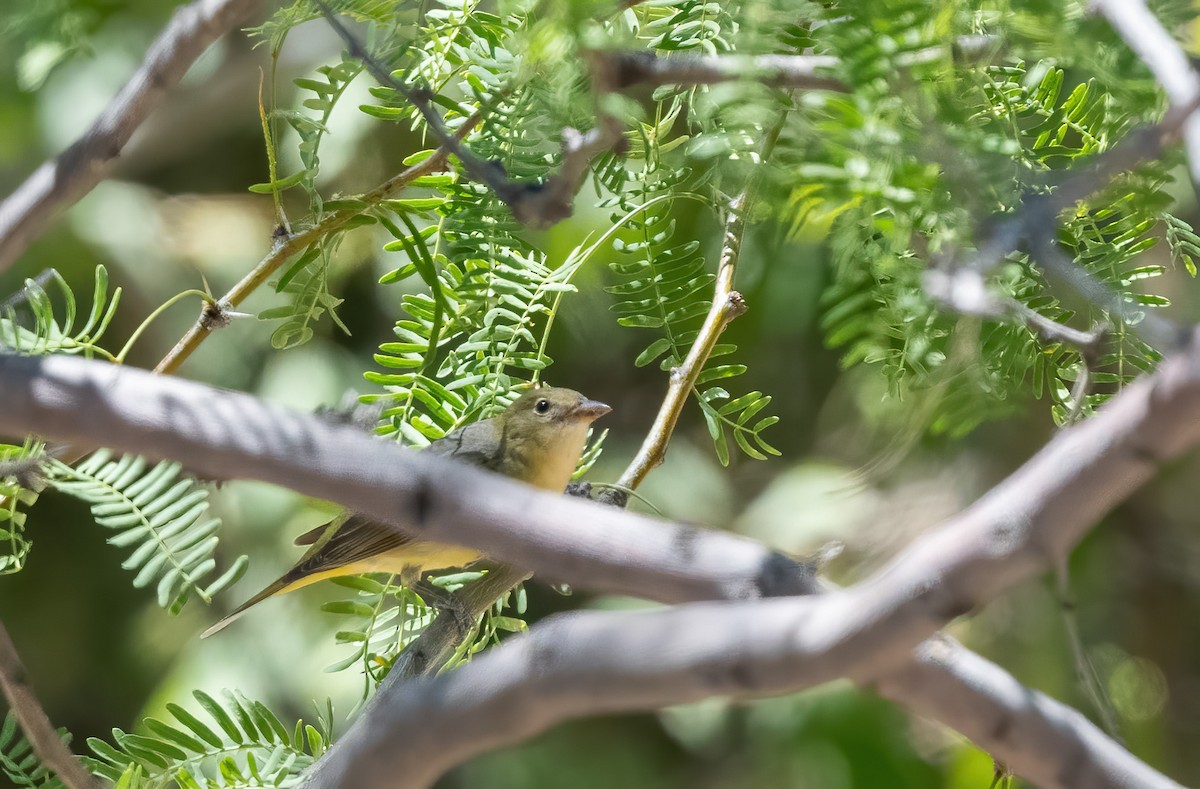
[0,441,43,576]
[47,452,248,614]
[84,690,329,788]
[0,266,120,359]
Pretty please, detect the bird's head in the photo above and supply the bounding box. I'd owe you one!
[502,387,611,435]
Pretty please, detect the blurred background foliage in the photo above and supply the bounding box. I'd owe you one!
[2,0,1200,786]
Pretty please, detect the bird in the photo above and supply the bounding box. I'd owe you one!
[201,387,611,637]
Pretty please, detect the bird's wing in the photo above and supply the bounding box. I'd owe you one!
[204,517,411,638]
[207,415,507,637]
[293,521,330,546]
[288,513,411,579]
[424,418,504,470]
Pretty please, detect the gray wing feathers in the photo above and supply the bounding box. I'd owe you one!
[424,418,503,470]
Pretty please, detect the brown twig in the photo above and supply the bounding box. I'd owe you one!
[613,195,748,492]
[0,0,264,273]
[154,112,481,375]
[612,119,786,493]
[0,621,101,789]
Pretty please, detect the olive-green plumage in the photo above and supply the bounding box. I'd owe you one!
[201,387,610,637]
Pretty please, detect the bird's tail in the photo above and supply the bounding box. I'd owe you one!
[200,574,297,639]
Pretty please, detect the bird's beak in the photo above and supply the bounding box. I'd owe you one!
[574,399,612,422]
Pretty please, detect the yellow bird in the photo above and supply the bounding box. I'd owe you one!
[201,387,610,637]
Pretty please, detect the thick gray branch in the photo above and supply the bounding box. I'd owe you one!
[3,343,1199,787]
[302,601,1181,789]
[0,0,263,273]
[0,352,820,604]
[876,638,1174,789]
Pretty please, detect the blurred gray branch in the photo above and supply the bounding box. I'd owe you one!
[587,35,1000,92]
[1095,0,1200,199]
[0,0,264,273]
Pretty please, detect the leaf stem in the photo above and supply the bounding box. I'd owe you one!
[115,289,210,364]
[153,111,482,375]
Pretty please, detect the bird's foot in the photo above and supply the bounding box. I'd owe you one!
[412,580,475,638]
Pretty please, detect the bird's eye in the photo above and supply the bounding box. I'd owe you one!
[534,399,551,414]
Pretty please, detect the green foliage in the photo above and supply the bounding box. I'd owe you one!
[0,0,96,91]
[0,266,120,359]
[84,690,330,788]
[1165,213,1200,278]
[601,131,779,462]
[46,452,248,614]
[248,0,412,349]
[5,0,1200,784]
[245,0,786,464]
[0,442,43,575]
[0,712,69,788]
[321,572,527,694]
[783,1,1190,433]
[260,239,352,351]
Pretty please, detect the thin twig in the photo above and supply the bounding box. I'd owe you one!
[926,265,1107,421]
[1055,561,1122,740]
[962,97,1200,353]
[612,197,748,492]
[613,122,785,493]
[925,268,1108,352]
[1026,232,1180,352]
[154,112,481,375]
[315,1,623,229]
[0,621,101,789]
[0,0,264,273]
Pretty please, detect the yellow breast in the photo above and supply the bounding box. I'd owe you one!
[524,421,591,491]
